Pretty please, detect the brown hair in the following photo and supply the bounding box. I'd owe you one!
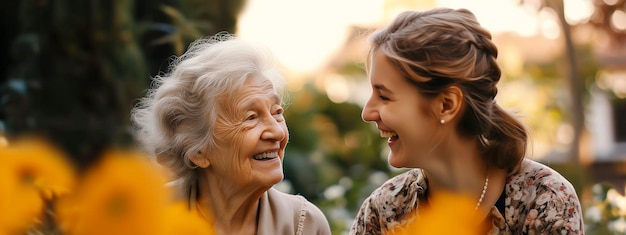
[369,8,527,172]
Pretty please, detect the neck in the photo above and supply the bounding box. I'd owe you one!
[196,170,269,234]
[421,135,488,202]
[420,135,508,216]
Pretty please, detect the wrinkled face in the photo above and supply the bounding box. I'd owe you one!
[361,49,440,168]
[209,74,288,188]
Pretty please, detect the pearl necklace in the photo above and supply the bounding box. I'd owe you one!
[475,176,489,210]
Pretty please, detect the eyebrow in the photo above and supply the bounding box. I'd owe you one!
[373,84,389,91]
[242,94,282,110]
[272,94,282,104]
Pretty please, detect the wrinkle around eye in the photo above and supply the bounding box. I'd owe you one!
[273,115,285,122]
[245,113,258,121]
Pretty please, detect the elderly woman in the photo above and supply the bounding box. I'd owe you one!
[131,33,331,235]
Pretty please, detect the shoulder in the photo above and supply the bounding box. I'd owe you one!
[267,188,331,234]
[350,169,426,233]
[267,188,312,209]
[508,158,578,199]
[367,169,425,207]
[268,189,328,221]
[505,159,583,233]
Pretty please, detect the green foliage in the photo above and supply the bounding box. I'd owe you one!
[0,0,245,169]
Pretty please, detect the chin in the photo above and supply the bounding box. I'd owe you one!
[264,171,284,186]
[388,154,406,168]
[271,175,284,185]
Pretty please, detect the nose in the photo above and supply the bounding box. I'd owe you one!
[361,98,378,123]
[262,117,287,142]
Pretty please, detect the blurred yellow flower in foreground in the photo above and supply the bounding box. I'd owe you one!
[0,138,217,234]
[163,202,217,235]
[57,149,170,235]
[387,191,487,235]
[0,137,76,234]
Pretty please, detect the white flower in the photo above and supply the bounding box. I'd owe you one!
[609,217,626,233]
[607,189,626,216]
[584,206,602,223]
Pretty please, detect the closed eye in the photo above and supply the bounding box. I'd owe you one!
[373,84,391,101]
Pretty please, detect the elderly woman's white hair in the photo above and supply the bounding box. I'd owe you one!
[130,32,286,183]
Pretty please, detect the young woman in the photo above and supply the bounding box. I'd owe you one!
[351,8,583,234]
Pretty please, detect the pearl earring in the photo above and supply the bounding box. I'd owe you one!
[440,119,445,124]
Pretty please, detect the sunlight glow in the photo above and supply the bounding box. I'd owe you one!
[564,0,593,24]
[238,0,543,74]
[541,18,561,39]
[598,71,626,98]
[538,8,561,39]
[237,0,384,73]
[325,75,350,103]
[611,10,626,31]
[436,0,539,36]
[500,44,524,77]
[557,124,575,145]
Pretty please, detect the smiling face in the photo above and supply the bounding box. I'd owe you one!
[207,73,288,188]
[361,49,442,168]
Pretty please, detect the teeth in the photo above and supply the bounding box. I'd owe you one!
[253,152,278,160]
[380,130,397,138]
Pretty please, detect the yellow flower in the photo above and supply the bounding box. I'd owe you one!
[162,202,216,235]
[387,191,488,235]
[0,161,42,234]
[57,149,170,235]
[0,137,76,234]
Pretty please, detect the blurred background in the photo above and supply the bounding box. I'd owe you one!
[1,0,625,234]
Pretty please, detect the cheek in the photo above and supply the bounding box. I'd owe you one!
[394,104,432,137]
[402,98,434,123]
[385,104,413,124]
[207,145,233,167]
[281,124,289,144]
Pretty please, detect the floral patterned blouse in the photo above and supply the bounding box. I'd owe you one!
[350,159,583,234]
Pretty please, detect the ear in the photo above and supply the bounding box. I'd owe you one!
[436,85,463,124]
[189,151,211,168]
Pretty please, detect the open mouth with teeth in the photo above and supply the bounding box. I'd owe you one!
[252,152,279,161]
[380,130,399,140]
